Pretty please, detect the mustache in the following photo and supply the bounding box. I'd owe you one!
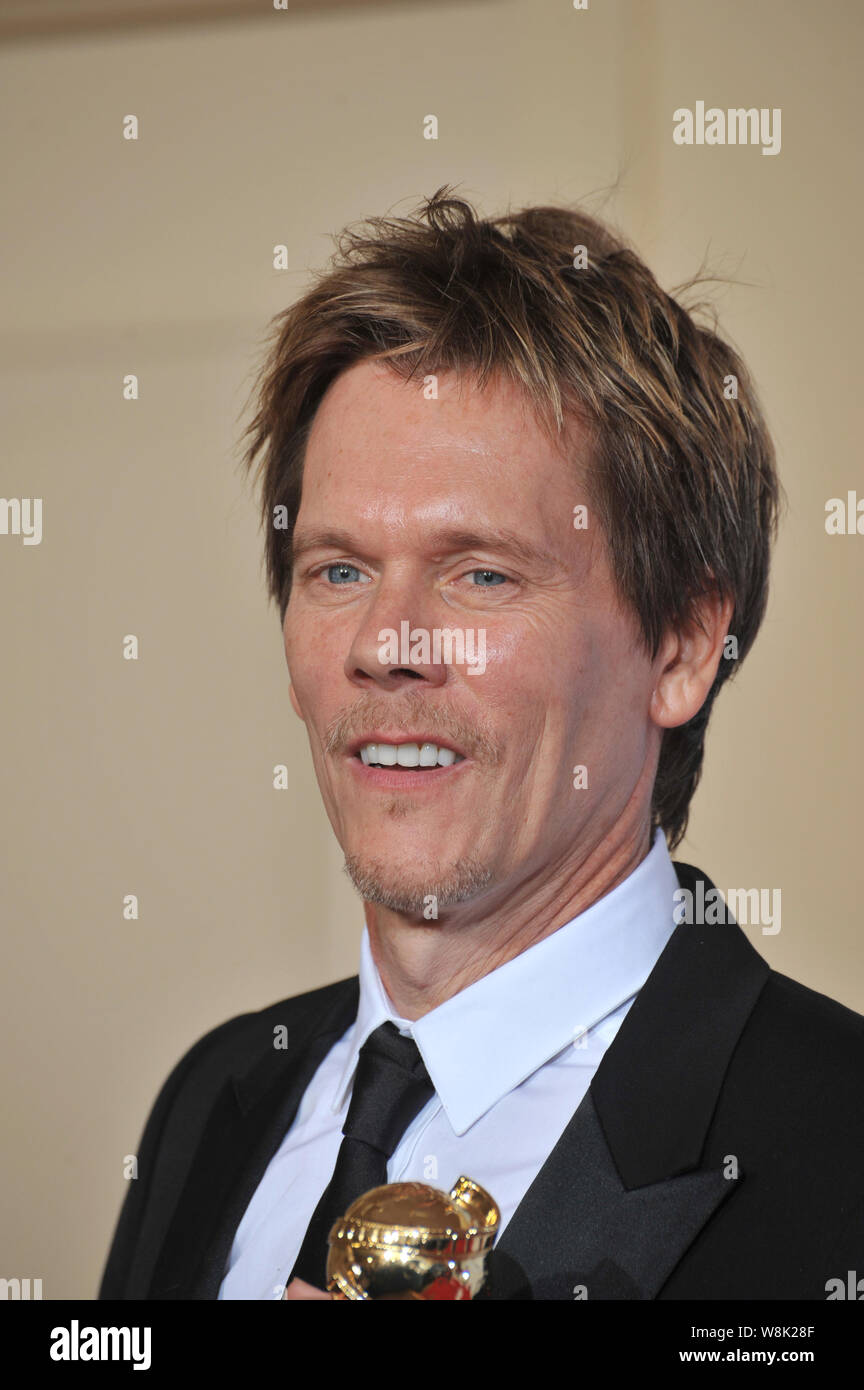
[322,694,502,765]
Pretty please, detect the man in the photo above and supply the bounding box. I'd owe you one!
[99,188,863,1301]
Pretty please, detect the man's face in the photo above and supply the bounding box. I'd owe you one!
[283,359,662,921]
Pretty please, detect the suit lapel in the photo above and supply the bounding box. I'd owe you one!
[482,861,771,1299]
[482,1088,736,1300]
[148,980,359,1299]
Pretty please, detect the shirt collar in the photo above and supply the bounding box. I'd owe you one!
[334,828,680,1134]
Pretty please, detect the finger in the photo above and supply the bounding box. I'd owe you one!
[282,1276,333,1300]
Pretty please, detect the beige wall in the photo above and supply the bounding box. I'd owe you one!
[1,0,861,1299]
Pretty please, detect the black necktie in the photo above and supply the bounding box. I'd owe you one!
[290,1020,436,1289]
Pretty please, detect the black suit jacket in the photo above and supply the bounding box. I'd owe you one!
[99,862,864,1300]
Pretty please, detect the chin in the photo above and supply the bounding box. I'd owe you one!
[342,852,493,918]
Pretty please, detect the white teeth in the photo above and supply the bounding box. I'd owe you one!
[357,740,464,767]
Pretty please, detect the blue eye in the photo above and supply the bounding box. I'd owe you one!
[470,569,507,586]
[326,563,363,584]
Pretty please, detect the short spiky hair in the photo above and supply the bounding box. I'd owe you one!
[241,186,780,849]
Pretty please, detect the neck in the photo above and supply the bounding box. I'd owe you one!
[364,802,656,1020]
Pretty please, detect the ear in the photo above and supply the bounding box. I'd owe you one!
[650,589,734,731]
[288,682,304,722]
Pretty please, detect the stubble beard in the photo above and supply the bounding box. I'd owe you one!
[342,848,493,917]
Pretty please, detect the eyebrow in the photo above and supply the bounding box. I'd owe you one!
[290,525,560,572]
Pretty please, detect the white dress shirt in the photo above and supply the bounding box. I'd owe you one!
[218,827,679,1299]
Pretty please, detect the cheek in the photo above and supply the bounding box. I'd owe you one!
[284,606,324,669]
[288,629,353,728]
[590,659,657,775]
[542,626,650,756]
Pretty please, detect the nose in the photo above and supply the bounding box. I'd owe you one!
[344,576,449,693]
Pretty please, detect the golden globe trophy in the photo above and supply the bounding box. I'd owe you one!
[325,1175,500,1300]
